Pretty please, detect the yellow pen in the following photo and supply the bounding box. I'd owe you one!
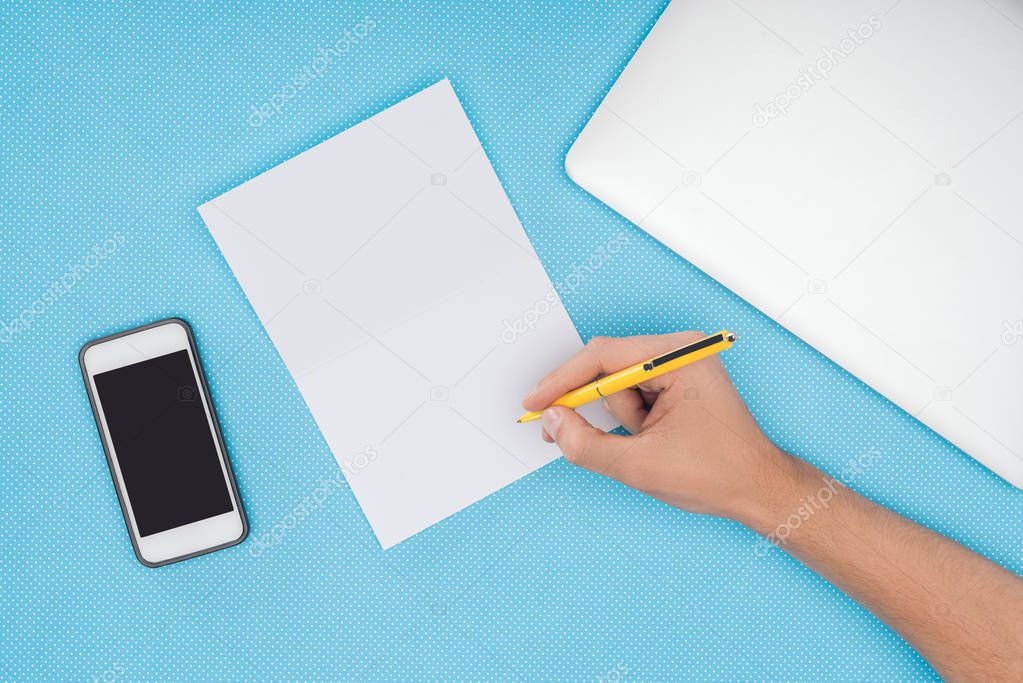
[516,330,736,423]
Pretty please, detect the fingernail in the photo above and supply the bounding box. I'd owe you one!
[541,409,561,439]
[524,382,541,401]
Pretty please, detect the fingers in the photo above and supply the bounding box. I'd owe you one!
[522,332,706,411]
[541,407,640,476]
[601,390,647,434]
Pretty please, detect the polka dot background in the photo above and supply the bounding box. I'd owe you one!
[1,1,1019,680]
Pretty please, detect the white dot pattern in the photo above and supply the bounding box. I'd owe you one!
[1,1,1019,680]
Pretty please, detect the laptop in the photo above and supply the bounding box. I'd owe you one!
[566,0,1023,488]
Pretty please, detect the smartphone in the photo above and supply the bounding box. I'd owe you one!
[79,318,248,567]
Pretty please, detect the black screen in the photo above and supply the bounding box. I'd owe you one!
[94,350,233,536]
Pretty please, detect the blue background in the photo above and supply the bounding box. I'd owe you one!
[2,1,1020,680]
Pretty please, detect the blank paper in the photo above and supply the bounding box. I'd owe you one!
[199,80,615,548]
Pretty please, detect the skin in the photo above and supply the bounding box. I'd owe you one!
[523,331,1023,681]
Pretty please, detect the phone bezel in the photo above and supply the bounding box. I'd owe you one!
[79,318,248,567]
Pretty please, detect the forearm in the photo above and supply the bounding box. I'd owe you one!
[740,451,1023,681]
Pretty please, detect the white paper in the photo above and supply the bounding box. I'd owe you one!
[199,80,615,548]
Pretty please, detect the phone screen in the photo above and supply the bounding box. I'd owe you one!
[93,349,234,536]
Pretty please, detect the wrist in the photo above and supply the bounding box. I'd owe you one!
[730,445,822,535]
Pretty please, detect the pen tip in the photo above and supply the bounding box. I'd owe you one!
[515,418,523,423]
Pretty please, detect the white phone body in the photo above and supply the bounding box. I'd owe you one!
[80,318,247,567]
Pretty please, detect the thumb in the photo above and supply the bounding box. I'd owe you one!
[542,407,637,476]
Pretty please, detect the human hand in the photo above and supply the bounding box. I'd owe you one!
[526,334,1023,680]
[522,332,800,523]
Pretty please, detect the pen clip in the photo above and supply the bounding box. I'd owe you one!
[643,332,727,371]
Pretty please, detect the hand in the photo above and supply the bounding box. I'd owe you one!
[525,333,1023,681]
[522,332,799,523]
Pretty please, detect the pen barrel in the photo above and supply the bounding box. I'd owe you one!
[591,365,653,398]
[548,365,649,410]
[551,383,604,408]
